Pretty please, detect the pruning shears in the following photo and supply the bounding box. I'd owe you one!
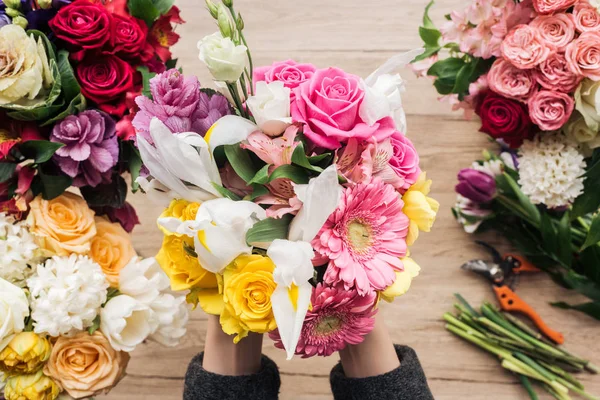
[461,241,565,345]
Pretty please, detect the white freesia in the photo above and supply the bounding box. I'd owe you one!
[100,295,153,352]
[159,198,267,273]
[0,278,29,351]
[119,257,170,305]
[360,48,425,133]
[198,32,248,82]
[27,255,108,337]
[575,79,600,132]
[0,213,38,287]
[149,293,189,347]
[246,81,292,136]
[0,25,53,105]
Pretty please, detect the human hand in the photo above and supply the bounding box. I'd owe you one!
[338,315,400,378]
[202,314,264,376]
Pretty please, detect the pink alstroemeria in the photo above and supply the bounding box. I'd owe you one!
[255,177,302,219]
[242,125,299,167]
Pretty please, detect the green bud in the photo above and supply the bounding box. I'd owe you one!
[222,0,232,7]
[12,15,28,29]
[36,0,52,9]
[5,8,23,18]
[217,4,233,38]
[236,12,244,30]
[482,149,492,161]
[2,0,22,10]
[205,0,218,19]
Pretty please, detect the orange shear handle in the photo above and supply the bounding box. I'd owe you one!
[493,285,564,345]
[505,253,540,273]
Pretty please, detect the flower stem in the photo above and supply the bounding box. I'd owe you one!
[519,375,539,400]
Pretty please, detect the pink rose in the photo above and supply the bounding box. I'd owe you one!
[532,0,577,14]
[535,53,582,92]
[530,14,576,52]
[527,90,574,131]
[291,68,395,150]
[387,132,421,191]
[572,2,600,33]
[253,59,317,95]
[488,59,536,101]
[502,25,553,69]
[565,31,600,80]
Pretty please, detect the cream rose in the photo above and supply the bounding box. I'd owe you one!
[197,32,248,82]
[0,278,29,351]
[26,193,96,256]
[563,113,599,145]
[90,217,137,287]
[0,25,53,105]
[44,331,130,399]
[575,78,600,131]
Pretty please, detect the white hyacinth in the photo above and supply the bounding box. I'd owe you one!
[27,254,109,337]
[518,134,586,208]
[0,213,38,287]
[149,293,189,347]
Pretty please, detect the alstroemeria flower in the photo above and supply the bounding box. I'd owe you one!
[242,125,299,167]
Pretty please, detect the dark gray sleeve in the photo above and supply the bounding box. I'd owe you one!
[184,352,281,400]
[330,345,434,400]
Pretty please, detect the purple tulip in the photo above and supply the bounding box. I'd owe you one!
[455,168,496,204]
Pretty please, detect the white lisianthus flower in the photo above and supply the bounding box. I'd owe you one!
[197,32,247,82]
[0,25,53,105]
[0,278,29,350]
[246,81,292,136]
[119,257,170,305]
[27,255,108,337]
[574,79,600,132]
[518,133,586,208]
[100,295,153,352]
[0,213,39,287]
[149,293,189,347]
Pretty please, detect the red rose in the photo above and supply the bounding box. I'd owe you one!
[76,55,135,117]
[49,0,112,58]
[110,15,150,61]
[476,91,533,148]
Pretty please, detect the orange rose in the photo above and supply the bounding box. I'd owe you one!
[90,217,136,287]
[26,193,96,256]
[44,331,129,399]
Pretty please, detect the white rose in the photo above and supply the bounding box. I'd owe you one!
[119,257,170,305]
[246,81,292,136]
[359,74,407,133]
[100,295,153,352]
[564,114,599,145]
[197,32,248,82]
[0,278,29,351]
[575,79,600,132]
[149,294,189,347]
[0,25,53,105]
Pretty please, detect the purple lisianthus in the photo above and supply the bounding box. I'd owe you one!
[455,168,496,204]
[132,69,232,143]
[51,110,119,188]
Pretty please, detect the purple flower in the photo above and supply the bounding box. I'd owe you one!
[51,110,119,188]
[92,202,140,233]
[132,69,232,143]
[456,168,496,204]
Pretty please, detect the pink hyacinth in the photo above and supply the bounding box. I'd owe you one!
[314,179,409,295]
[269,283,377,358]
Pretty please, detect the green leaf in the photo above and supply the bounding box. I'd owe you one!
[56,50,80,102]
[552,301,600,321]
[246,184,269,201]
[153,0,174,15]
[128,0,160,26]
[0,163,17,183]
[291,142,323,173]
[246,215,292,249]
[224,144,258,183]
[562,270,600,302]
[496,173,541,227]
[36,170,72,200]
[138,66,157,100]
[41,94,86,127]
[248,164,270,185]
[80,175,127,207]
[166,58,178,70]
[211,182,241,200]
[419,26,441,47]
[268,164,309,184]
[428,58,465,79]
[571,155,600,219]
[19,141,64,164]
[88,315,101,335]
[422,0,436,29]
[307,152,332,165]
[120,141,143,191]
[581,214,600,251]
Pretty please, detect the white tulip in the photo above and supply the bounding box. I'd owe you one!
[119,257,170,305]
[246,81,292,136]
[159,197,267,274]
[149,294,189,347]
[198,32,248,82]
[100,295,153,352]
[0,278,29,351]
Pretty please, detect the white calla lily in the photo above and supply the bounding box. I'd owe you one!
[159,198,267,274]
[204,114,258,153]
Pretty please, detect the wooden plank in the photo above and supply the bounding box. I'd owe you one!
[108,0,600,399]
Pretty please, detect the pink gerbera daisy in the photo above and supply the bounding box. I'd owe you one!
[269,284,377,358]
[313,178,409,295]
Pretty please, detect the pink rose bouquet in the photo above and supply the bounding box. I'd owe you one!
[136,0,437,360]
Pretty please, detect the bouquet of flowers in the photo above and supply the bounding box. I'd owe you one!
[135,0,438,359]
[0,0,190,398]
[414,0,600,320]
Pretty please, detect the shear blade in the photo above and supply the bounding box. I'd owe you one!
[461,260,495,280]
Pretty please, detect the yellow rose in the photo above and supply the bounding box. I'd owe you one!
[220,255,277,343]
[0,333,51,375]
[402,172,439,246]
[26,193,96,256]
[4,370,59,400]
[43,331,129,399]
[90,217,137,287]
[380,257,421,302]
[160,199,200,223]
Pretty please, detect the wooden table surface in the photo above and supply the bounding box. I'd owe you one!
[108,1,600,398]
